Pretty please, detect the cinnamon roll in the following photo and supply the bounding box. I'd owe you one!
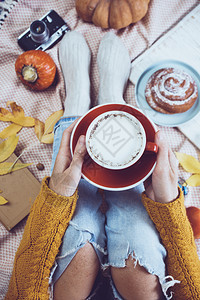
[145,68,198,114]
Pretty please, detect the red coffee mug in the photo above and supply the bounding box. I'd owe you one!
[70,103,158,191]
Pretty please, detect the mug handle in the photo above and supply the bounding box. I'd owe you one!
[145,142,158,153]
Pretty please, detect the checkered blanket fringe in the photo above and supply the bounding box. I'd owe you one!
[0,0,20,28]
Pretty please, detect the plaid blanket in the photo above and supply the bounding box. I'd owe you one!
[0,0,199,298]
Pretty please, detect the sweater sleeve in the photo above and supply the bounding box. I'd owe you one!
[5,176,79,300]
[142,188,200,300]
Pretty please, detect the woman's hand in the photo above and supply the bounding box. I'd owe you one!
[49,121,87,197]
[144,130,179,203]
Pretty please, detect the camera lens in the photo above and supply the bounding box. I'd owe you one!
[30,20,50,44]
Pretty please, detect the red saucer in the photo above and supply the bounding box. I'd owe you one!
[71,104,157,191]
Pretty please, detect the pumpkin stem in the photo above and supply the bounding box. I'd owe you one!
[22,66,38,83]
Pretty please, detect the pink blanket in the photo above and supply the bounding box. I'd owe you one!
[0,0,200,297]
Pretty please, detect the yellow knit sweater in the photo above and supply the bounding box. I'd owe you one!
[142,191,200,300]
[5,177,78,300]
[5,178,200,300]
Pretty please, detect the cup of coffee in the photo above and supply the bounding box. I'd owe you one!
[70,103,158,191]
[86,111,157,170]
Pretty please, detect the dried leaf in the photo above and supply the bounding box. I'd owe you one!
[175,152,200,174]
[7,101,25,118]
[6,101,14,107]
[43,110,63,135]
[0,196,8,205]
[34,119,45,141]
[0,124,22,139]
[0,113,35,127]
[14,116,35,127]
[186,174,200,187]
[0,104,34,127]
[34,110,62,144]
[0,162,32,175]
[0,107,13,118]
[0,135,19,163]
[41,132,54,144]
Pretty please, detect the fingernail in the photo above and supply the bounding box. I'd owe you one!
[78,135,85,145]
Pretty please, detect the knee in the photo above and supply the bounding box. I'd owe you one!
[111,255,163,300]
[54,243,100,300]
[76,242,100,271]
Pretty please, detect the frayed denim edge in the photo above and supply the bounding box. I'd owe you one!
[56,241,107,260]
[102,251,180,300]
[160,276,181,300]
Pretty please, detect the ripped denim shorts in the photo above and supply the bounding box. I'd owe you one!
[49,117,172,300]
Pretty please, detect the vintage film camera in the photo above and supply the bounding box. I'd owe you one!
[18,10,70,51]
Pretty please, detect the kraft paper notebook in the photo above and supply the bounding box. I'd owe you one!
[0,149,41,230]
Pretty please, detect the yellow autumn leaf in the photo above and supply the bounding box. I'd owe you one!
[41,132,54,144]
[175,152,200,174]
[0,107,13,118]
[0,104,34,127]
[0,134,19,163]
[43,110,63,135]
[0,124,22,139]
[0,113,34,126]
[7,101,25,118]
[34,119,45,142]
[0,162,32,175]
[13,116,35,127]
[34,110,63,143]
[0,196,8,205]
[186,174,200,187]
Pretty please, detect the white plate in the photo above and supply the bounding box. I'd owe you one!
[135,60,200,127]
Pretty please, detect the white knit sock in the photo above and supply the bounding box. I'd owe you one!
[97,32,131,105]
[59,31,91,117]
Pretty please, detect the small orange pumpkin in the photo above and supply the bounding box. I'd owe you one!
[186,206,200,239]
[75,0,151,30]
[15,50,56,91]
